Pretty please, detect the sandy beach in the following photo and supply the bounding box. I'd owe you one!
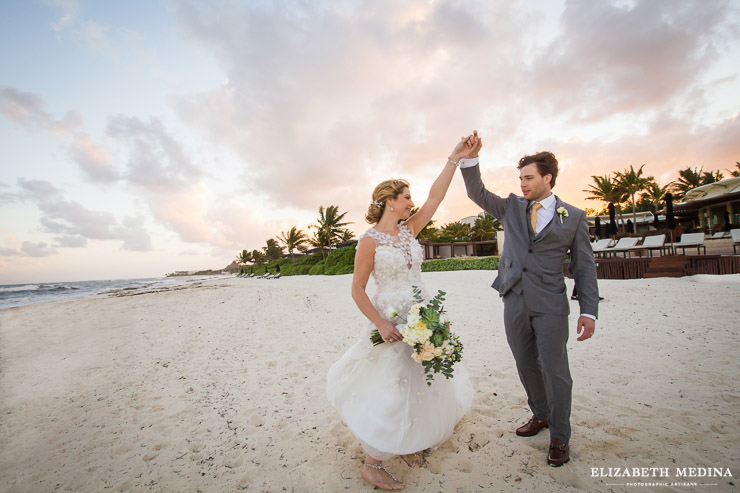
[1,272,738,492]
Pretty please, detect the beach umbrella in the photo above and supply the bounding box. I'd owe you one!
[665,193,676,230]
[665,193,676,253]
[626,219,634,234]
[608,203,618,236]
[595,216,602,238]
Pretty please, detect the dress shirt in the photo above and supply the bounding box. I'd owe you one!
[529,193,556,235]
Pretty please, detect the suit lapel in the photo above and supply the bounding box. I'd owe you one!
[517,197,531,242]
[534,196,563,244]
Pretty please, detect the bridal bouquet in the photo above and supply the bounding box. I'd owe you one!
[370,287,464,386]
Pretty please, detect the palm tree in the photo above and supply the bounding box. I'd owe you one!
[640,181,670,222]
[251,249,266,266]
[727,162,740,177]
[307,226,331,260]
[702,169,723,184]
[263,238,284,261]
[236,249,253,273]
[313,205,352,251]
[470,212,501,241]
[279,226,308,258]
[614,165,654,230]
[441,221,470,241]
[671,167,704,199]
[409,207,438,241]
[583,175,628,232]
[337,229,355,244]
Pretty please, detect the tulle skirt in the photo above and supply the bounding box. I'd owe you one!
[326,328,475,460]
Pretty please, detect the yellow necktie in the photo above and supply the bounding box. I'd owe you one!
[530,203,543,233]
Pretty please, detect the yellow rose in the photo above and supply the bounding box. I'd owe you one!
[400,321,432,345]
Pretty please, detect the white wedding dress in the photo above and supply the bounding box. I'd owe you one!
[326,224,474,460]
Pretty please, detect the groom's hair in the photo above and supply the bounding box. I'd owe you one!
[517,152,559,188]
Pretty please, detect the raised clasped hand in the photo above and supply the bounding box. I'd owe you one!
[450,130,482,162]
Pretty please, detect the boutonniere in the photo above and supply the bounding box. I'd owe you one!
[556,207,568,223]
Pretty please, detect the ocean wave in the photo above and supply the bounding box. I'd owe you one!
[0,284,41,293]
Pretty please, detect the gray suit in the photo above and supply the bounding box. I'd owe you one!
[461,164,599,443]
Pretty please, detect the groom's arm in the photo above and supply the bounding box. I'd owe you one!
[459,158,508,220]
[569,209,599,339]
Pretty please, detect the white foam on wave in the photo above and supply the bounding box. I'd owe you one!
[0,284,41,293]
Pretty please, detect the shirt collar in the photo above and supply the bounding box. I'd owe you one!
[531,193,556,210]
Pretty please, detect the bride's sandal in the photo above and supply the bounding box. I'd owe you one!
[361,462,406,490]
[401,452,424,467]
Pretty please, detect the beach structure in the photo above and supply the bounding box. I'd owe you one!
[672,176,740,232]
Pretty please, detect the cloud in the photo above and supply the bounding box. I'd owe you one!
[17,179,152,251]
[104,115,272,249]
[0,247,21,256]
[107,115,203,192]
[533,112,740,207]
[526,0,737,121]
[21,241,58,257]
[0,85,118,184]
[171,0,739,232]
[52,235,87,248]
[114,216,152,251]
[172,0,535,213]
[0,181,17,206]
[0,86,81,134]
[68,133,119,183]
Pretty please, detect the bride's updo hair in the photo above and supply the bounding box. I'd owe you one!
[365,179,410,224]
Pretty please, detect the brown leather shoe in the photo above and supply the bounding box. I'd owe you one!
[547,438,569,467]
[515,416,549,437]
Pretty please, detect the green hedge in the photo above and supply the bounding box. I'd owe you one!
[240,249,500,277]
[309,244,357,275]
[421,256,499,272]
[244,252,324,277]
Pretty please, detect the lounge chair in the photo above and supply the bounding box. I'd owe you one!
[592,239,615,257]
[708,231,730,240]
[602,237,641,257]
[626,234,667,257]
[732,229,740,254]
[669,232,706,255]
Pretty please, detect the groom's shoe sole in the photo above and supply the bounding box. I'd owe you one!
[515,417,549,437]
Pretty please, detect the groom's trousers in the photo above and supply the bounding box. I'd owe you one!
[503,290,572,443]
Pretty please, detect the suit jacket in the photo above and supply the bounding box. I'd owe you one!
[462,164,599,318]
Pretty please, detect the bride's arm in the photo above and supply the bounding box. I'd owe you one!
[405,135,477,236]
[352,237,403,342]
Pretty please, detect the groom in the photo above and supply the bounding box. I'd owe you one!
[458,133,598,467]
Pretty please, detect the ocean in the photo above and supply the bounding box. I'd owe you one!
[0,275,230,309]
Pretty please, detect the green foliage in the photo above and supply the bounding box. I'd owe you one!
[248,253,324,276]
[263,238,284,261]
[471,213,501,240]
[308,243,357,275]
[440,221,470,241]
[421,256,499,272]
[308,260,326,275]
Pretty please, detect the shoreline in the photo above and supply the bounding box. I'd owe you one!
[1,272,738,491]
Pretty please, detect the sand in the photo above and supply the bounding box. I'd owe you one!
[1,272,739,492]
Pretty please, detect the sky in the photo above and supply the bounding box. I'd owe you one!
[1,0,739,284]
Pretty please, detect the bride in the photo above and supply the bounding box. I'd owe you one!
[326,135,478,490]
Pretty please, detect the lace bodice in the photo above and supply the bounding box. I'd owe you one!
[360,223,426,321]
